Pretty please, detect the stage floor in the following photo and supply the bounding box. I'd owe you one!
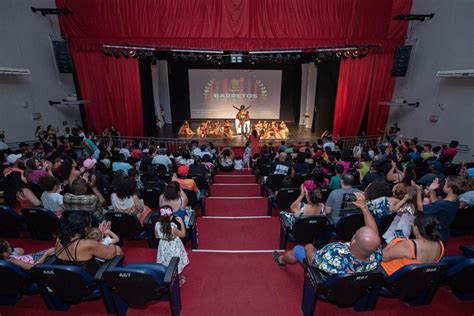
[155,121,319,146]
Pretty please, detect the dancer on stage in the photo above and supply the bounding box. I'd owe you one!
[279,121,289,139]
[178,121,194,137]
[213,121,223,136]
[242,111,251,135]
[223,119,234,138]
[232,104,252,135]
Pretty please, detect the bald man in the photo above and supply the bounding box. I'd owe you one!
[273,192,382,275]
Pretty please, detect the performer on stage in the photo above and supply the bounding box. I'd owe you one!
[254,121,263,135]
[178,121,194,137]
[213,121,223,136]
[223,119,234,138]
[232,104,252,135]
[196,122,207,138]
[279,121,289,139]
[242,111,251,135]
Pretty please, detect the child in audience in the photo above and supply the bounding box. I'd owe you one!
[39,174,64,215]
[0,240,54,270]
[155,206,189,285]
[243,141,251,170]
[87,227,120,247]
[234,155,243,170]
[383,186,418,243]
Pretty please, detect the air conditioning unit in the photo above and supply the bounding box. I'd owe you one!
[436,69,474,78]
[0,66,31,75]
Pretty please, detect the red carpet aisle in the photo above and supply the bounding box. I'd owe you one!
[2,170,474,315]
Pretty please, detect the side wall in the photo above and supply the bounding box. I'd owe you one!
[388,0,474,161]
[0,0,81,143]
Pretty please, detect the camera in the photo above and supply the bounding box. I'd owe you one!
[342,193,357,202]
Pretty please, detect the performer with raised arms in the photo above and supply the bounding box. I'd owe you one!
[232,104,252,135]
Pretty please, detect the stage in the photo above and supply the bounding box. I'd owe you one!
[154,121,319,146]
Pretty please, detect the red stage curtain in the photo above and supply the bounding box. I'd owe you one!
[332,56,375,137]
[367,54,396,135]
[73,51,144,136]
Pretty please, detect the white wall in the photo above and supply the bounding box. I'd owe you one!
[0,0,81,143]
[388,0,474,161]
[299,63,317,128]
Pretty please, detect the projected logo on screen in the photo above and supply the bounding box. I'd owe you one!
[204,78,267,101]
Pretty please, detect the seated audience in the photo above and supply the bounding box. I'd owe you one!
[218,148,235,172]
[3,154,24,177]
[54,212,122,275]
[63,178,105,218]
[4,171,41,212]
[381,214,444,276]
[39,174,64,215]
[442,140,459,161]
[304,166,329,190]
[328,164,344,190]
[364,181,401,221]
[152,149,173,170]
[361,160,386,189]
[273,193,381,275]
[159,181,189,219]
[0,240,54,270]
[293,152,309,174]
[414,176,467,243]
[234,155,244,170]
[25,158,49,184]
[272,152,294,177]
[174,165,199,194]
[459,177,474,208]
[324,174,361,224]
[112,153,133,173]
[418,160,445,188]
[111,176,149,223]
[282,185,324,223]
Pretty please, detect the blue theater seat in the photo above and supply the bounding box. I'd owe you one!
[376,213,397,238]
[139,187,162,211]
[61,210,100,227]
[105,211,146,246]
[144,210,198,249]
[269,187,301,215]
[381,263,446,306]
[334,212,365,241]
[301,262,384,316]
[279,213,330,249]
[100,257,181,316]
[0,205,23,237]
[446,258,474,300]
[30,255,123,311]
[21,207,60,240]
[0,260,38,305]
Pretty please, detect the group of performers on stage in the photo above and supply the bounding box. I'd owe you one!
[177,104,290,139]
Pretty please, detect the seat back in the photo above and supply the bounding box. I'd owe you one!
[183,189,199,209]
[377,213,397,237]
[275,188,301,210]
[0,205,23,237]
[0,259,31,297]
[139,187,161,210]
[144,210,160,248]
[292,173,309,187]
[319,270,384,307]
[105,212,144,240]
[21,208,60,240]
[61,210,99,227]
[292,216,329,243]
[334,213,365,241]
[187,174,208,191]
[265,174,285,192]
[385,263,446,304]
[448,258,474,295]
[30,261,97,304]
[257,164,273,177]
[450,207,474,235]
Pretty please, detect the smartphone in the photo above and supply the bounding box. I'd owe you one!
[395,230,405,238]
[343,193,357,203]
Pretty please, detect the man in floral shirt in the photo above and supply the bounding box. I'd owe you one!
[273,192,382,275]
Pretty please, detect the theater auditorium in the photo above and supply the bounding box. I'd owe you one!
[1,0,474,315]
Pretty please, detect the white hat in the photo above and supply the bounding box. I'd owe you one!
[7,154,22,164]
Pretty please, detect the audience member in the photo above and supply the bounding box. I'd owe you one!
[459,177,474,208]
[112,153,133,173]
[0,240,54,270]
[328,164,344,190]
[160,181,189,219]
[4,171,41,212]
[418,160,445,187]
[39,174,64,215]
[63,178,105,218]
[324,173,361,224]
[3,154,24,177]
[111,176,149,223]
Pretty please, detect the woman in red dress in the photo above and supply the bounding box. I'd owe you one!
[249,129,260,155]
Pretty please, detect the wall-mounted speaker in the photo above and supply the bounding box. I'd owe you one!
[52,40,73,73]
[392,45,412,77]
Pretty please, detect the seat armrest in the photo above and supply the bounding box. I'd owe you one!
[44,255,57,265]
[303,259,325,287]
[264,186,276,198]
[279,213,292,231]
[164,257,180,284]
[95,255,124,281]
[188,211,196,228]
[460,244,474,257]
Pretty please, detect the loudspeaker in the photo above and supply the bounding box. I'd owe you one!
[392,45,412,77]
[51,40,73,73]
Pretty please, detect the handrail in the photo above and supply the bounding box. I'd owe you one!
[5,135,470,153]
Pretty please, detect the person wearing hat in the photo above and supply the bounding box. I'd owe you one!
[3,154,24,177]
[418,160,445,188]
[83,158,110,198]
[173,165,199,193]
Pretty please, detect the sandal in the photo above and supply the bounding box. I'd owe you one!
[273,251,286,268]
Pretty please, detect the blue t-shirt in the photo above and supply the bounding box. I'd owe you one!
[112,162,133,173]
[423,199,459,242]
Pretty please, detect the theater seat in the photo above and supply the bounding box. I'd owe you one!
[270,187,301,215]
[263,174,285,195]
[301,262,384,316]
[450,207,474,235]
[334,212,365,241]
[377,213,397,238]
[105,212,146,245]
[187,174,208,191]
[0,205,23,237]
[381,263,446,306]
[139,187,162,211]
[446,258,474,300]
[100,258,181,316]
[144,210,198,249]
[21,207,60,240]
[30,255,123,311]
[279,213,330,249]
[0,260,38,305]
[61,210,100,227]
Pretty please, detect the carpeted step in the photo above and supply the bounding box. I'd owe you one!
[196,217,280,250]
[214,175,256,184]
[204,197,269,216]
[210,183,261,197]
[217,169,253,175]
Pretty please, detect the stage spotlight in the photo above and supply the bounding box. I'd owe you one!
[351,50,359,59]
[335,51,342,58]
[343,51,351,58]
[129,50,136,57]
[205,54,212,61]
[113,50,120,58]
[103,49,113,57]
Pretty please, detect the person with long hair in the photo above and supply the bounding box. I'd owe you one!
[110,176,149,223]
[159,181,189,219]
[383,185,418,243]
[155,206,190,284]
[0,240,54,270]
[249,129,260,155]
[380,214,444,276]
[54,212,121,275]
[4,171,41,212]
